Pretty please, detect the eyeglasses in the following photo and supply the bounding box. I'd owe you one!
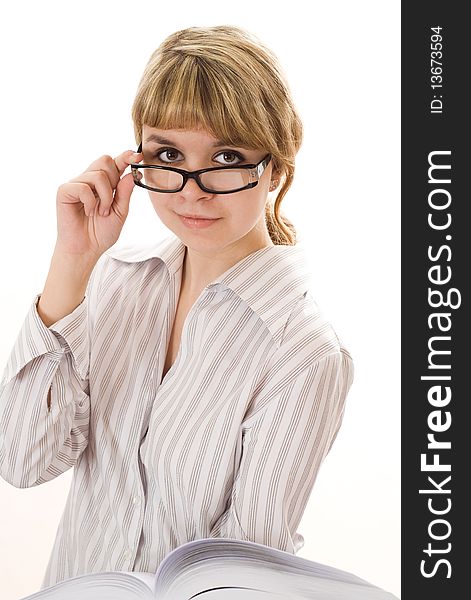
[130,142,272,194]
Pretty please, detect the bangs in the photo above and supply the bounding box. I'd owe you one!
[133,54,271,151]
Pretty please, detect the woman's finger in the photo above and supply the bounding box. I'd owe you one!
[84,150,142,190]
[113,150,143,176]
[67,170,114,214]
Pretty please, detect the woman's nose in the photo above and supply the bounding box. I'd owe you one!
[179,175,213,197]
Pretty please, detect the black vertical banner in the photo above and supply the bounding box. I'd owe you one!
[402,2,468,599]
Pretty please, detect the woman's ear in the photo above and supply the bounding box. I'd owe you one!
[269,165,283,191]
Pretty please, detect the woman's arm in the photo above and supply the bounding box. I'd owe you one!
[209,349,354,552]
[0,254,107,488]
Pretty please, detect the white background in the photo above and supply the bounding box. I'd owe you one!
[0,2,400,599]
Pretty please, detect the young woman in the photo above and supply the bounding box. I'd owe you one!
[0,25,354,590]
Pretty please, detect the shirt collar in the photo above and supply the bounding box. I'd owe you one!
[106,234,312,344]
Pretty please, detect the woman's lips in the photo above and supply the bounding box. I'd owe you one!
[178,213,220,229]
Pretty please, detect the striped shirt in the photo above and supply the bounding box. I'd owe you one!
[0,233,354,591]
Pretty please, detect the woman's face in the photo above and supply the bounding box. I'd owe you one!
[140,125,275,253]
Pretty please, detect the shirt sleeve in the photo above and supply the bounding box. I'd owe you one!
[0,254,107,489]
[209,349,354,553]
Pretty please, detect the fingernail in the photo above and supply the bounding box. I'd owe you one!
[104,209,109,216]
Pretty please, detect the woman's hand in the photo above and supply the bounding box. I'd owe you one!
[54,149,143,259]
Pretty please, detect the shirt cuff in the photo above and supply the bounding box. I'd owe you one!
[0,292,89,387]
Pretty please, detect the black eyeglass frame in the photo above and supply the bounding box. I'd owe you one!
[130,142,272,195]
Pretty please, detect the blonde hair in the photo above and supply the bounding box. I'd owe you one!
[131,25,303,245]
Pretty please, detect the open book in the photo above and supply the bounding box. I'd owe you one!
[20,538,398,600]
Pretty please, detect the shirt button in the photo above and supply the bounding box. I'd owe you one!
[132,495,141,505]
[123,549,133,560]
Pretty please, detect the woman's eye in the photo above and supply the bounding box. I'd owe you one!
[153,148,182,163]
[216,151,243,166]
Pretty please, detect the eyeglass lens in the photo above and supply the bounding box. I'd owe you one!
[134,167,254,193]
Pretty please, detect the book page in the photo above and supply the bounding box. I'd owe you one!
[153,539,398,600]
[187,589,290,599]
[130,572,156,589]
[18,572,154,600]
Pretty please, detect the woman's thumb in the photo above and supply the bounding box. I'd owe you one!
[113,172,136,217]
